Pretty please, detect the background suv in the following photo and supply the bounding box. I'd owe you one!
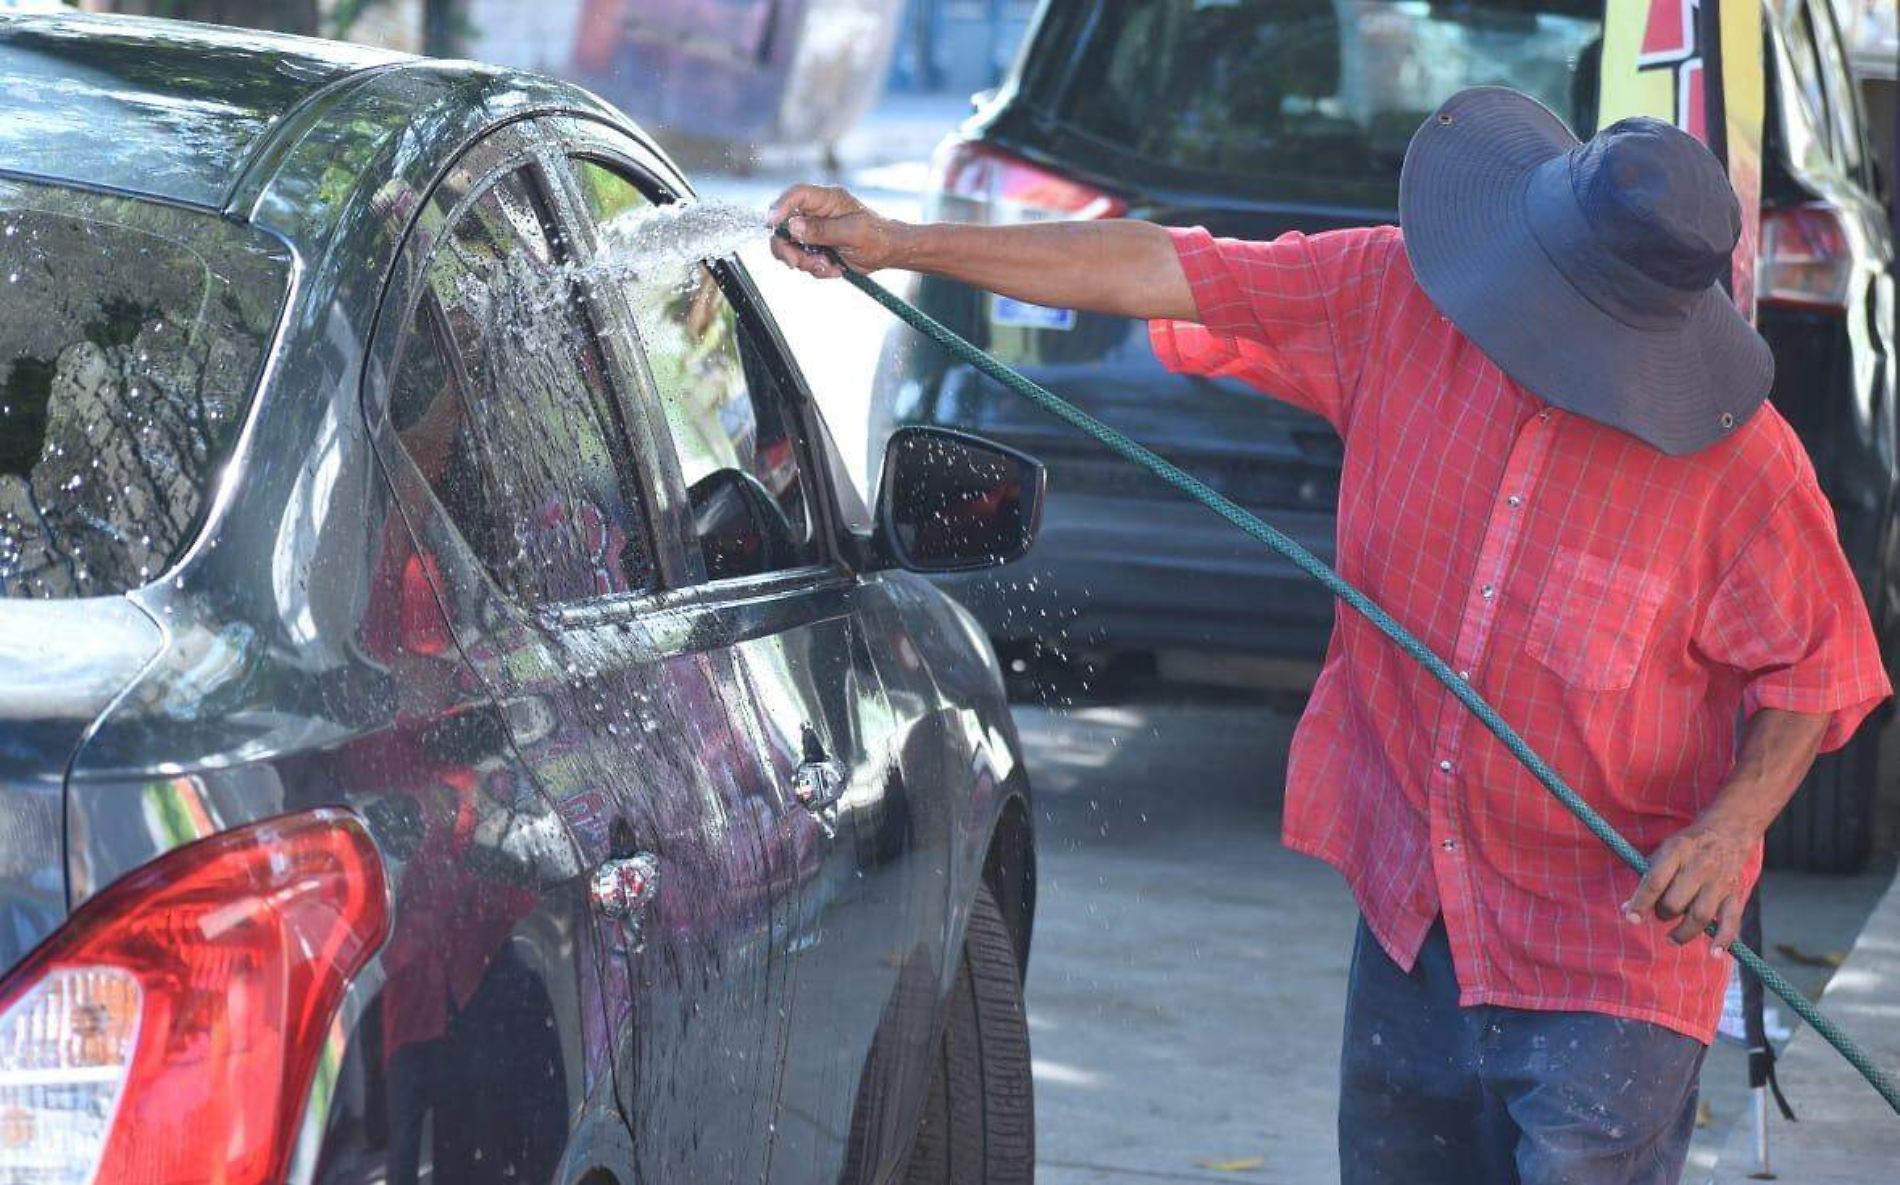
[870,0,1897,872]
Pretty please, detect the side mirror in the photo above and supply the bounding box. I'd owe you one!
[686,468,797,581]
[875,427,1044,573]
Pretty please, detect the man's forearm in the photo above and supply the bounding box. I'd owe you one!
[768,185,1198,320]
[1700,708,1829,836]
[894,219,1200,322]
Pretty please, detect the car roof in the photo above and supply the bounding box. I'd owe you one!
[0,12,408,208]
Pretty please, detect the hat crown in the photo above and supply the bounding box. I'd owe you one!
[1569,116,1740,292]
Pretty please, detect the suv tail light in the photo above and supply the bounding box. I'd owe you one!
[0,809,388,1185]
[1759,203,1853,312]
[925,139,1127,225]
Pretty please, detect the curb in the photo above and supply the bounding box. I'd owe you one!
[1708,868,1900,1180]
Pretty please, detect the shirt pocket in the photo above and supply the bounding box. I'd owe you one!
[1523,547,1668,692]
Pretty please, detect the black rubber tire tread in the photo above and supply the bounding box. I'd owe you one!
[902,882,1034,1184]
[1766,719,1880,873]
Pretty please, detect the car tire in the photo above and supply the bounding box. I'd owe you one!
[1765,711,1885,873]
[901,882,1034,1185]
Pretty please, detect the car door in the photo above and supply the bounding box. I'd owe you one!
[365,122,791,1183]
[551,128,949,1182]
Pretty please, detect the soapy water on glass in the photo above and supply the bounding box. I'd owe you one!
[458,199,766,354]
[469,199,763,320]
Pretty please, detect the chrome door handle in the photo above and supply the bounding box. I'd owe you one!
[589,853,660,948]
[792,757,846,810]
[791,724,846,837]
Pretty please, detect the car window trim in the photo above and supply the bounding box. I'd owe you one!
[420,149,663,605]
[549,130,857,600]
[705,253,851,552]
[366,123,669,617]
[540,141,714,589]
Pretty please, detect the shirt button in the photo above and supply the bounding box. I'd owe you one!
[1458,669,1471,680]
[1480,584,1495,599]
[1438,759,1454,773]
[1441,839,1458,851]
[1507,495,1523,508]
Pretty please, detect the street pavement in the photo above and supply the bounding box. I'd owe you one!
[1017,701,1350,1183]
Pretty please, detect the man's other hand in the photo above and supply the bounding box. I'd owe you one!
[766,185,910,279]
[1622,817,1758,954]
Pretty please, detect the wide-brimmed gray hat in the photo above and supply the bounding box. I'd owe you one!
[1399,86,1773,456]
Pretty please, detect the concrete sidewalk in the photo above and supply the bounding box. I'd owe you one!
[1709,872,1900,1182]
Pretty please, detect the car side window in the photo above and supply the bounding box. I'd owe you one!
[570,159,823,583]
[387,165,657,609]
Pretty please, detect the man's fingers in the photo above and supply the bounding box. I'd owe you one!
[1656,870,1700,922]
[1708,895,1744,957]
[784,212,863,251]
[764,184,822,228]
[1623,846,1681,922]
[765,183,858,230]
[767,233,845,280]
[768,236,805,270]
[1668,884,1721,945]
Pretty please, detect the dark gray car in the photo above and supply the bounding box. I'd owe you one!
[0,13,1041,1184]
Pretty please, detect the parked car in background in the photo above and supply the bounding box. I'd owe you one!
[0,13,1042,1184]
[870,0,1897,872]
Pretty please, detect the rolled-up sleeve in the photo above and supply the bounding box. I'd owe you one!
[1147,224,1401,437]
[1695,477,1892,751]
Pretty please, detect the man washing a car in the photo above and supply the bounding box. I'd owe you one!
[768,87,1889,1184]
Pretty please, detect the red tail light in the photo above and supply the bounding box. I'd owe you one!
[1759,203,1853,312]
[925,139,1127,224]
[0,809,389,1185]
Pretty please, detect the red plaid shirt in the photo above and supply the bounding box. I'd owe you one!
[1151,225,1890,1041]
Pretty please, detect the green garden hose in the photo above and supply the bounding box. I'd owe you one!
[790,229,1900,1115]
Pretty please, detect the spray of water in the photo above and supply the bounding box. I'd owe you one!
[454,198,769,364]
[590,199,766,288]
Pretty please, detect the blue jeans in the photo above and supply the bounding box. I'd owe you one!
[1339,917,1707,1185]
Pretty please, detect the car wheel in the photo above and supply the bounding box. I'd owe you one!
[901,882,1033,1184]
[1766,711,1886,873]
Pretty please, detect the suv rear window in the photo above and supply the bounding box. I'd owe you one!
[1046,0,1603,205]
[0,182,288,599]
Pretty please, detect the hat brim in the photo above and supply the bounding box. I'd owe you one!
[1398,87,1773,456]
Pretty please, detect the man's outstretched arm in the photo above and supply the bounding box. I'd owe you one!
[765,184,1199,323]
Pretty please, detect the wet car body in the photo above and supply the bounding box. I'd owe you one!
[0,13,1037,1184]
[876,0,1896,868]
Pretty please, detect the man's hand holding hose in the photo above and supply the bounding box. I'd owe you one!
[765,184,1198,322]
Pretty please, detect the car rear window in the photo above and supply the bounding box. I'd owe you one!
[0,181,288,599]
[1045,0,1604,205]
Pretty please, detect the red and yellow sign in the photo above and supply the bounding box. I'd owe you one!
[1599,0,1766,319]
